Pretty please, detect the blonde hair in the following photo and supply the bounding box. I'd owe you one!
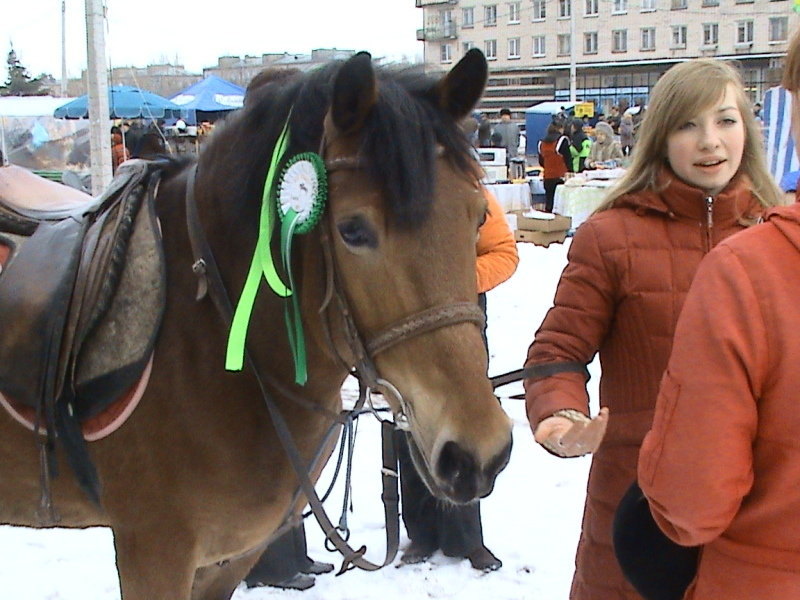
[599,59,782,210]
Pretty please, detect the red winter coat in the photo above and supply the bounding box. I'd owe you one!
[640,202,800,599]
[524,169,766,600]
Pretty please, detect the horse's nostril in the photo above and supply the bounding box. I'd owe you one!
[437,440,478,503]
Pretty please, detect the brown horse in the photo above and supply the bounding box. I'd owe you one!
[0,50,512,599]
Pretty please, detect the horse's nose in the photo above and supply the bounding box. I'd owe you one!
[436,437,513,504]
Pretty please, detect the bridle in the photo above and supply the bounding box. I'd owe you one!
[183,136,485,572]
[316,141,485,430]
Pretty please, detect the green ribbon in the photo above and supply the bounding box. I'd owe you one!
[226,117,292,372]
[280,208,307,385]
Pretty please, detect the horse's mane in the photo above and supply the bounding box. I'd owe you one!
[199,60,478,230]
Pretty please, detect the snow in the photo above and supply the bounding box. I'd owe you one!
[0,239,604,600]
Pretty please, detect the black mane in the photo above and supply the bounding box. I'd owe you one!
[199,59,478,230]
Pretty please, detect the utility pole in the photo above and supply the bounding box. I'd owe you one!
[84,0,112,195]
[569,0,577,102]
[60,0,68,97]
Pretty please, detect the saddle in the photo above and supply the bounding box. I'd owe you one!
[0,160,167,504]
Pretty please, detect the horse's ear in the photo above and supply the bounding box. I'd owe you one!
[435,48,488,121]
[331,51,377,135]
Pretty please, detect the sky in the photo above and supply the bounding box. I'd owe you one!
[0,237,607,600]
[1,1,425,82]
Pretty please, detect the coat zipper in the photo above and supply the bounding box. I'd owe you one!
[705,195,714,250]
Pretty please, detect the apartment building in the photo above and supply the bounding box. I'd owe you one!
[417,0,799,117]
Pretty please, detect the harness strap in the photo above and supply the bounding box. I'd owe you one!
[490,361,591,390]
[184,164,400,571]
[366,302,485,357]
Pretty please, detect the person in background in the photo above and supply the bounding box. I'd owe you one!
[629,29,800,600]
[585,122,624,169]
[396,187,518,573]
[752,101,763,122]
[538,123,570,212]
[110,125,130,174]
[619,113,635,156]
[568,118,591,173]
[477,112,493,147]
[493,108,520,160]
[523,58,782,600]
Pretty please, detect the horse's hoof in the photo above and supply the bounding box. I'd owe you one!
[467,546,502,572]
[245,573,315,591]
[399,540,437,565]
[301,558,334,575]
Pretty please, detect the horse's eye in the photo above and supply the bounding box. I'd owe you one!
[336,215,378,249]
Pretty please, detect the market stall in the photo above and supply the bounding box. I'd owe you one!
[553,168,624,230]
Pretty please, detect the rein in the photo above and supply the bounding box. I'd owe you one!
[185,164,397,573]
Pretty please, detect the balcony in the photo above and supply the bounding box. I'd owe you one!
[416,0,457,6]
[416,21,459,41]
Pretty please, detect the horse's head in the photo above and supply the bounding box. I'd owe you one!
[318,51,512,503]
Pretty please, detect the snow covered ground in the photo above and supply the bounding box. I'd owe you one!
[0,239,604,600]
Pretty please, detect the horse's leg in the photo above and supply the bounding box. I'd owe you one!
[112,527,196,600]
[191,552,263,600]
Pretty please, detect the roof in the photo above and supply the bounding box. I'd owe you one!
[170,75,244,112]
[0,96,77,117]
[525,101,579,114]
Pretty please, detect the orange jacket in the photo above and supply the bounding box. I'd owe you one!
[524,170,766,599]
[476,188,518,293]
[639,202,800,599]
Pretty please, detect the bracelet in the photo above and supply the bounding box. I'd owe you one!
[551,409,591,424]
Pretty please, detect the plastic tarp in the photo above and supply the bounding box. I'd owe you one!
[0,96,93,170]
[53,85,183,120]
[170,75,244,123]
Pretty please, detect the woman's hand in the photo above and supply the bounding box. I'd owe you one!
[534,407,609,457]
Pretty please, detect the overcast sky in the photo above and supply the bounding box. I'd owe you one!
[1,1,424,81]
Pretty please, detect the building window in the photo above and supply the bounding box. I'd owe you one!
[509,1,521,22]
[702,23,719,46]
[737,20,754,44]
[702,0,719,5]
[532,0,546,20]
[485,39,498,59]
[671,0,687,8]
[671,25,687,48]
[440,44,453,63]
[462,7,474,27]
[612,29,628,52]
[557,33,572,56]
[640,0,656,10]
[735,0,754,4]
[613,0,628,13]
[770,17,789,42]
[463,41,476,53]
[485,5,497,26]
[584,31,598,54]
[509,37,521,58]
[532,35,546,56]
[585,0,599,15]
[641,27,656,50]
[559,0,572,18]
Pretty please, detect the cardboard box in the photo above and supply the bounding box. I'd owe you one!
[514,229,568,247]
[512,210,572,232]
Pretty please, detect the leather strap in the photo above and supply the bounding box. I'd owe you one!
[184,165,400,571]
[490,361,591,390]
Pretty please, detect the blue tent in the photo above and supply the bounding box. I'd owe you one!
[54,85,183,120]
[524,101,578,156]
[169,75,244,124]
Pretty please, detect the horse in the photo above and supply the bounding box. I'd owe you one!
[0,49,512,600]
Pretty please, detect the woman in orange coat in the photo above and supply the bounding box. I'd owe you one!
[633,31,800,600]
[523,59,782,600]
[397,187,518,571]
